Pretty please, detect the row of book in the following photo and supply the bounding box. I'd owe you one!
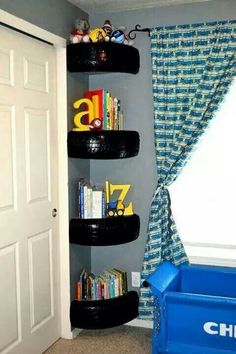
[76,268,128,301]
[78,178,106,219]
[84,88,124,130]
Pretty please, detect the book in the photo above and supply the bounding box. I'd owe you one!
[92,189,104,218]
[113,97,118,130]
[84,89,105,127]
[77,178,85,218]
[109,268,122,296]
[85,185,92,219]
[79,268,87,300]
[103,90,108,130]
[103,269,116,298]
[113,268,128,295]
[76,281,81,301]
[107,268,120,297]
[106,91,111,130]
[79,181,86,219]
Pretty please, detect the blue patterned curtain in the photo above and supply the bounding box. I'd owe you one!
[139,20,236,320]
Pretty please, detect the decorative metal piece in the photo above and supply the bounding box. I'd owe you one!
[128,24,151,40]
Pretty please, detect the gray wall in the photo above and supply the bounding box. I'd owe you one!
[0,0,87,39]
[67,73,90,301]
[89,0,236,290]
[0,0,91,301]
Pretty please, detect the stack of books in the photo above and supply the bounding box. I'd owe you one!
[84,88,124,130]
[76,268,128,301]
[78,178,106,219]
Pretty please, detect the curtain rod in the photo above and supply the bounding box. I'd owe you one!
[128,24,150,39]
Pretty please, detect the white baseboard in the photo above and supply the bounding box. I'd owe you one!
[125,318,153,329]
[72,328,82,338]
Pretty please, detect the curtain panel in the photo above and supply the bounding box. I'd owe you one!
[139,20,236,320]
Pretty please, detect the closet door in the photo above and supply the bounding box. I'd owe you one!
[0,25,60,354]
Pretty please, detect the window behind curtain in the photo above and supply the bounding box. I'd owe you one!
[169,78,236,266]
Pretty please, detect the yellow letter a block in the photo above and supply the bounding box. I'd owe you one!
[73,98,94,131]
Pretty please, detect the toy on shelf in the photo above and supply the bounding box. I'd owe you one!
[73,98,95,131]
[89,27,106,42]
[102,20,113,42]
[70,18,90,44]
[105,181,133,217]
[110,26,134,45]
[69,19,135,46]
[107,200,125,217]
[111,29,125,44]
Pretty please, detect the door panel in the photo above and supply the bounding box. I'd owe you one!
[0,25,60,354]
[0,105,16,210]
[28,230,53,332]
[25,109,50,203]
[23,56,48,93]
[0,47,14,86]
[0,243,21,353]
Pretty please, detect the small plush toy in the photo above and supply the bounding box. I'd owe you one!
[89,28,106,42]
[70,18,90,44]
[111,29,125,44]
[102,20,113,42]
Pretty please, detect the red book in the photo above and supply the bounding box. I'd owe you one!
[76,282,81,301]
[84,89,105,127]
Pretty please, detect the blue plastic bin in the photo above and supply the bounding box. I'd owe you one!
[147,262,236,354]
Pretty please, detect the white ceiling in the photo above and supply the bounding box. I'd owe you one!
[68,0,214,15]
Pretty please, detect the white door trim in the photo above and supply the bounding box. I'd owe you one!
[0,9,65,47]
[0,9,71,339]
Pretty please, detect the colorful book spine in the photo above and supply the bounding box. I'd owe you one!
[77,178,84,217]
[76,282,81,300]
[76,267,128,301]
[84,89,105,128]
[86,186,92,219]
[80,88,124,131]
[103,90,108,130]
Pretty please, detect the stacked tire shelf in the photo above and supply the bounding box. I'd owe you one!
[67,42,140,329]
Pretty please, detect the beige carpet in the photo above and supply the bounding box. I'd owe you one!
[44,325,152,354]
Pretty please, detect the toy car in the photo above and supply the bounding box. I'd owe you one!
[107,200,125,217]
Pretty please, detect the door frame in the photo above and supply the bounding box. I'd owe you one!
[0,9,71,339]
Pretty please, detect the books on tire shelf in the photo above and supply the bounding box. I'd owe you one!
[77,179,134,219]
[77,178,105,219]
[76,268,128,301]
[84,88,124,130]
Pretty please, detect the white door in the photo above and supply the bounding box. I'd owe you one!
[0,25,60,354]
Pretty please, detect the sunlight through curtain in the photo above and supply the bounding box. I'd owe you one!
[139,20,236,320]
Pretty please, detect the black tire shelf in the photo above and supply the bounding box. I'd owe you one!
[68,130,140,159]
[67,42,140,74]
[70,214,140,246]
[68,42,140,330]
[70,291,139,329]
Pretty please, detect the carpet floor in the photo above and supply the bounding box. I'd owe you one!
[44,325,152,354]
